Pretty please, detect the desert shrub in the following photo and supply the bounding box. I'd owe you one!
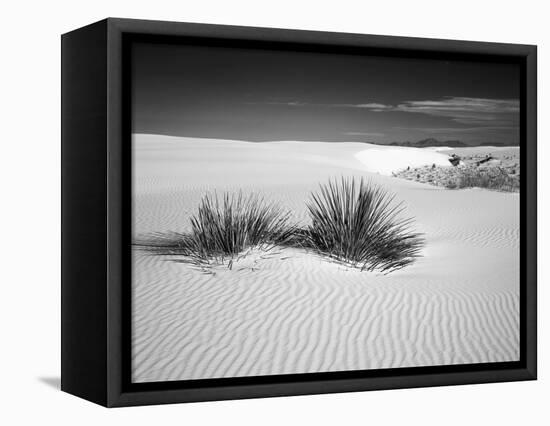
[445,179,457,189]
[138,192,295,267]
[446,166,519,192]
[298,177,424,273]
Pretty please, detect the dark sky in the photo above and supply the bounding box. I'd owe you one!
[131,42,520,145]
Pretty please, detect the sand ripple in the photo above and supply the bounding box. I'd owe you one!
[131,135,520,382]
[132,248,519,382]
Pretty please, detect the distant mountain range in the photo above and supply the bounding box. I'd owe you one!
[385,138,511,148]
[478,142,510,147]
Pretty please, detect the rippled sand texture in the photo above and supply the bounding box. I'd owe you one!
[132,134,520,383]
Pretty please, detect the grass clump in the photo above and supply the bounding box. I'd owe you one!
[139,192,294,268]
[137,179,425,274]
[445,166,519,192]
[298,177,424,273]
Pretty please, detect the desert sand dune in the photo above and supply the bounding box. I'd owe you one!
[132,134,519,382]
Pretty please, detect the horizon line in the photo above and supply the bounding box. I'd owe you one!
[132,133,519,147]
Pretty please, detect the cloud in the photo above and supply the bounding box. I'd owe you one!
[248,101,393,110]
[333,103,393,111]
[352,103,393,111]
[394,97,519,125]
[249,97,519,126]
[343,131,385,137]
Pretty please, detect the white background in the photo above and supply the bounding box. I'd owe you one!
[0,0,546,424]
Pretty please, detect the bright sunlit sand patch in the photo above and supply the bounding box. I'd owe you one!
[354,145,452,175]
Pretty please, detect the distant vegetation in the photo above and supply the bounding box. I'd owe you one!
[445,167,520,192]
[394,148,520,192]
[383,138,515,148]
[137,179,424,273]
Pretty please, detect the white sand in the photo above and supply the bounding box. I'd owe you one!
[132,134,519,383]
[354,145,452,175]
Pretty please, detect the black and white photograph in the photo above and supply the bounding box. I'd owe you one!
[131,41,521,383]
[2,0,546,421]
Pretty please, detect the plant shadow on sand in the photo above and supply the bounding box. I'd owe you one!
[135,177,425,275]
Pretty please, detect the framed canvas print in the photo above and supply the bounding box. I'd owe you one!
[61,18,537,407]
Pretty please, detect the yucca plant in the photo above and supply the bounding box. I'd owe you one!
[138,192,295,268]
[298,177,424,273]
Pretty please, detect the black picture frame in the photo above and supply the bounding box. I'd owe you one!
[61,17,537,407]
